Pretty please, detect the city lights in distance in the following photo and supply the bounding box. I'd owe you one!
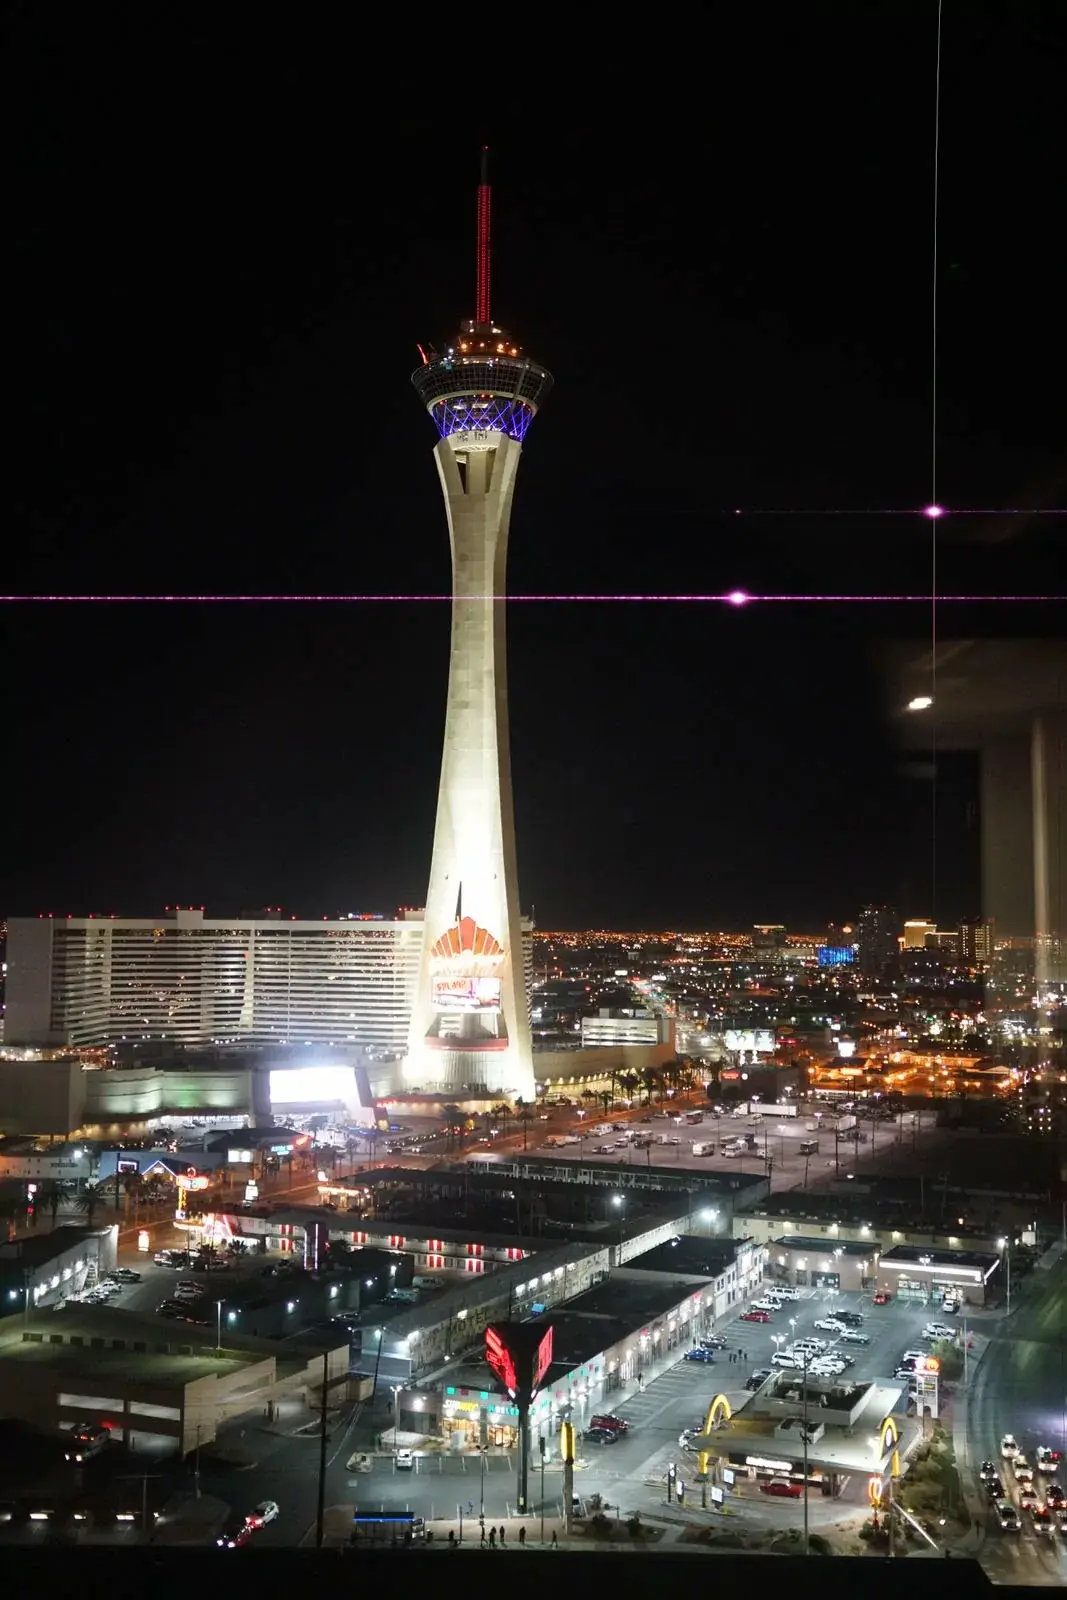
[907,696,934,711]
[726,590,750,607]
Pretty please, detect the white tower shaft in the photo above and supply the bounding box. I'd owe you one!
[406,431,534,1099]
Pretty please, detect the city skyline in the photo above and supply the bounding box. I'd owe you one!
[7,9,1064,931]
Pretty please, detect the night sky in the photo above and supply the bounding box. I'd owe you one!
[6,8,1065,930]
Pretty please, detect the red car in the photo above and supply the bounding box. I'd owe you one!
[741,1309,770,1323]
[872,1292,891,1305]
[590,1414,629,1434]
[761,1478,803,1498]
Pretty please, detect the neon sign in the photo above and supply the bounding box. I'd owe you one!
[486,1326,518,1398]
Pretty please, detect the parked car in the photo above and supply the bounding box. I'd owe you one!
[746,1369,773,1391]
[395,1449,415,1470]
[760,1477,803,1498]
[840,1330,870,1345]
[701,1335,729,1350]
[771,1353,799,1369]
[833,1310,864,1326]
[872,1291,891,1305]
[584,1427,619,1444]
[741,1310,770,1324]
[685,1348,716,1363]
[813,1319,846,1333]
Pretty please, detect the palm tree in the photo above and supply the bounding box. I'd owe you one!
[73,1184,105,1228]
[514,1099,534,1151]
[0,1195,19,1242]
[36,1180,62,1227]
[619,1073,639,1104]
[441,1104,464,1151]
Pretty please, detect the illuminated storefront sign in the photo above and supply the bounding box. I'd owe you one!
[746,1455,794,1473]
[429,917,505,1014]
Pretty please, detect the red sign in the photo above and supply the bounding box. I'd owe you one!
[486,1326,518,1398]
[533,1325,554,1392]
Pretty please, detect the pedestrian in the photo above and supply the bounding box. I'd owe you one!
[738,1347,743,1361]
[551,1529,558,1548]
[499,1524,506,1545]
[480,1523,487,1543]
[489,1526,496,1547]
[519,1525,526,1546]
[468,1500,474,1516]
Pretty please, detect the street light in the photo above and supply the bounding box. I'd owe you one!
[215,1299,223,1352]
[998,1238,1012,1314]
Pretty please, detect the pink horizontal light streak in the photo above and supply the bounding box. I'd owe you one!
[0,594,1060,605]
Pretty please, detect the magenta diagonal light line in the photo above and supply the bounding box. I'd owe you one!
[0,593,1061,605]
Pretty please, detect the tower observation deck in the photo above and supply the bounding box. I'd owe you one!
[411,149,553,442]
[405,151,550,1100]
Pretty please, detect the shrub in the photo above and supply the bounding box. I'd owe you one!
[627,1513,643,1539]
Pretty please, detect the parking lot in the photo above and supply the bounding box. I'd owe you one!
[519,1108,935,1191]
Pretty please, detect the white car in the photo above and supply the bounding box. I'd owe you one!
[395,1448,415,1470]
[750,1300,779,1313]
[1013,1458,1034,1484]
[810,1360,846,1378]
[923,1325,955,1341]
[1001,1434,1019,1459]
[246,1500,279,1527]
[792,1339,828,1355]
[771,1352,800,1368]
[813,1319,846,1333]
[1036,1446,1062,1473]
[771,1286,801,1301]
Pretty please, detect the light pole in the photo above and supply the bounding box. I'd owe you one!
[800,1352,811,1554]
[391,1384,401,1448]
[998,1238,1011,1313]
[215,1299,223,1352]
[611,1194,625,1261]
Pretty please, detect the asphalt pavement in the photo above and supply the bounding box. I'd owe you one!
[964,1253,1067,1584]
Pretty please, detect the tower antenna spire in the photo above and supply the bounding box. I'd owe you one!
[476,145,491,326]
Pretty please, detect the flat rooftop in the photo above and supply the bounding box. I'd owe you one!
[563,1272,703,1323]
[0,1226,110,1270]
[0,1306,345,1382]
[627,1235,753,1276]
[773,1235,878,1257]
[879,1243,999,1272]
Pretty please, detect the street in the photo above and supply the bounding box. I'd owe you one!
[965,1254,1067,1583]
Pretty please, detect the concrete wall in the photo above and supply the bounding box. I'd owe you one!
[533,1039,676,1088]
[0,1062,86,1136]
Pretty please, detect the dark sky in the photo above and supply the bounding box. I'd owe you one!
[6,7,1065,930]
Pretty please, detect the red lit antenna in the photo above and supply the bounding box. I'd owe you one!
[476,146,491,325]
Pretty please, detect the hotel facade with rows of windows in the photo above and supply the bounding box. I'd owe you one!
[3,906,531,1057]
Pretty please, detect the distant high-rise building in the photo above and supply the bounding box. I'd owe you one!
[903,919,937,950]
[857,904,898,979]
[958,916,993,966]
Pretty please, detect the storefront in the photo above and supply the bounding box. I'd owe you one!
[439,1388,520,1450]
[877,1246,1000,1309]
